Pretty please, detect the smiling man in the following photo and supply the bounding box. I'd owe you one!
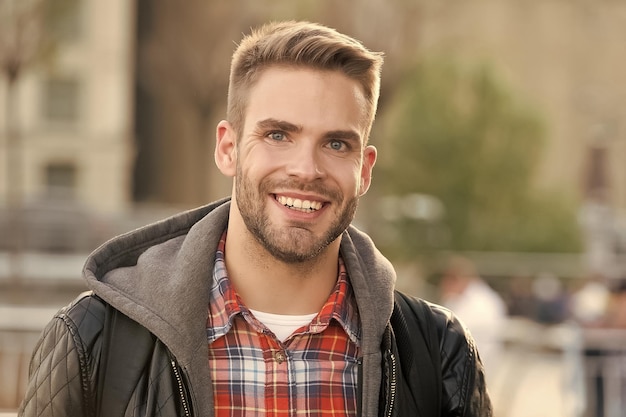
[19,21,493,417]
[216,66,377,315]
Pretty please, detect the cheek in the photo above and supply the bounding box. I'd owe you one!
[336,163,365,195]
[238,149,280,177]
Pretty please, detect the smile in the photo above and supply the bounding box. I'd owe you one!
[275,195,324,213]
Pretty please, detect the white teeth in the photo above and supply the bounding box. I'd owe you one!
[276,195,323,212]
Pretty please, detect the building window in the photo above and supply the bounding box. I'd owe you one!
[45,162,77,196]
[44,0,83,42]
[41,77,81,122]
[583,145,609,200]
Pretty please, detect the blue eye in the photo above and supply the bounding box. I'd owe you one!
[268,131,285,141]
[329,140,345,151]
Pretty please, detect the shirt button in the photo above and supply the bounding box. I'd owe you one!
[274,350,286,364]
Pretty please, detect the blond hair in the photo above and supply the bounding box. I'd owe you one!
[227,21,383,141]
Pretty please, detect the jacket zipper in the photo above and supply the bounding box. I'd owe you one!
[171,359,191,417]
[385,351,397,417]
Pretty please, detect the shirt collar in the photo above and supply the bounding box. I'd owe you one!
[207,231,361,345]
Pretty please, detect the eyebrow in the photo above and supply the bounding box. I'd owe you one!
[323,130,362,145]
[256,118,302,133]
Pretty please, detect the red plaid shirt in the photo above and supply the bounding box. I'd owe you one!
[207,233,361,416]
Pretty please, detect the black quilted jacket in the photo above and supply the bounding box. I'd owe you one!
[18,200,492,416]
[18,291,491,417]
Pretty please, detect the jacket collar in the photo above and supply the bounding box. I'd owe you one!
[83,197,396,415]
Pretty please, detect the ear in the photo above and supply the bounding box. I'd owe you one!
[359,145,377,196]
[215,120,237,177]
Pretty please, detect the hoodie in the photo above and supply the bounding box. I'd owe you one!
[82,198,397,416]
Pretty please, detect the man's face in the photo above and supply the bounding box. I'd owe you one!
[217,66,377,263]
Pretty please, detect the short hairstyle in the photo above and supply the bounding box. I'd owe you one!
[227,21,384,142]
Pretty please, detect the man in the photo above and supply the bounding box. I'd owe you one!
[19,21,492,416]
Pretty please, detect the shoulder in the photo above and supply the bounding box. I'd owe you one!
[392,290,477,367]
[43,291,109,371]
[394,290,468,342]
[395,290,479,364]
[394,291,493,416]
[56,291,107,340]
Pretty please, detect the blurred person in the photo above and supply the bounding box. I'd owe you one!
[569,274,612,417]
[531,272,569,324]
[581,278,626,417]
[504,274,536,318]
[604,279,626,328]
[601,280,626,416]
[575,278,626,417]
[570,273,611,327]
[439,255,507,376]
[18,21,492,417]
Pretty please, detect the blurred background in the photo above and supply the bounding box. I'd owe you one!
[1,0,625,415]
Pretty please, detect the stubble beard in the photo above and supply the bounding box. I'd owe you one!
[235,166,359,264]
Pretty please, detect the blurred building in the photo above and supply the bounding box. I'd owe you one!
[4,0,626,243]
[0,0,136,215]
[1,0,625,414]
[0,0,136,410]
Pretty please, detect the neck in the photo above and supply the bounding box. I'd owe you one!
[224,208,341,315]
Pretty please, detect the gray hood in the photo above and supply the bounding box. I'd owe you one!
[82,198,396,416]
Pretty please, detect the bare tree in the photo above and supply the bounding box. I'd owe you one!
[0,0,47,281]
[0,0,73,280]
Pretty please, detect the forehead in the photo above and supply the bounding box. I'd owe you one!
[243,66,368,134]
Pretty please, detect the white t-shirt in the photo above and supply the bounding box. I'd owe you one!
[249,309,318,342]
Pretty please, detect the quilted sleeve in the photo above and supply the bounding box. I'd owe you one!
[18,294,104,417]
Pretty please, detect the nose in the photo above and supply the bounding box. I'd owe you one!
[284,141,325,180]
